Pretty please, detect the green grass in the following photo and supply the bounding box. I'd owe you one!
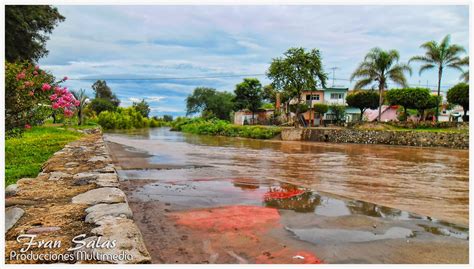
[5,126,84,186]
[356,122,468,134]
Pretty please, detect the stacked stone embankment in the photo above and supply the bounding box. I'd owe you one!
[5,129,151,264]
[281,127,468,149]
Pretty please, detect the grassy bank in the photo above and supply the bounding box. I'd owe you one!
[172,118,281,139]
[5,126,84,186]
[354,122,468,134]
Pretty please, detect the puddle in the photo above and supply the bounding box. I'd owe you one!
[287,226,415,244]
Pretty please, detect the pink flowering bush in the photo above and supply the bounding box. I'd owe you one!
[6,61,79,135]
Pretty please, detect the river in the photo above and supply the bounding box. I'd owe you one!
[104,127,469,264]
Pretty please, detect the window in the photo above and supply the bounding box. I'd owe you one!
[331,93,343,99]
[306,94,320,100]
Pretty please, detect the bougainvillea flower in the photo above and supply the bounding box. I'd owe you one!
[42,83,52,91]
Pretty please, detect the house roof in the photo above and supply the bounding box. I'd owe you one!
[302,87,349,93]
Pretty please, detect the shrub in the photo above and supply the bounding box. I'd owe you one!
[98,107,171,130]
[313,103,329,116]
[175,118,281,139]
[328,104,346,123]
[6,61,77,136]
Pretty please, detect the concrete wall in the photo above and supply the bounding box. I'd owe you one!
[281,127,468,149]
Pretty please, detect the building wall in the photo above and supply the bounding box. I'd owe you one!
[234,110,274,125]
[323,89,347,105]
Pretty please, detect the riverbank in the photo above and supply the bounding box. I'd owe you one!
[5,130,151,264]
[281,127,469,149]
[166,118,468,149]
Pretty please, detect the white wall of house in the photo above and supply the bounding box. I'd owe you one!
[324,91,346,105]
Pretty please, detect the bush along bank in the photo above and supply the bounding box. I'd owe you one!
[97,107,170,130]
[171,118,281,139]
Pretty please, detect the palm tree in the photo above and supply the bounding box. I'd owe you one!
[409,35,466,121]
[71,89,88,125]
[350,48,412,122]
[457,56,469,82]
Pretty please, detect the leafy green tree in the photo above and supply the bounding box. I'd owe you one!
[329,104,346,124]
[289,104,309,114]
[92,80,120,107]
[71,89,88,125]
[267,47,327,126]
[416,95,440,121]
[89,98,116,115]
[186,87,235,120]
[345,90,379,121]
[409,35,466,121]
[351,48,412,122]
[6,62,54,134]
[385,88,437,121]
[313,103,329,125]
[6,5,65,62]
[447,83,469,121]
[163,115,173,122]
[234,78,263,124]
[132,99,151,118]
[313,103,328,116]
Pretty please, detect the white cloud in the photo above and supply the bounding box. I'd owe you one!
[128,97,141,103]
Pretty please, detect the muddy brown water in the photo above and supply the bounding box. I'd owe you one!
[104,127,469,264]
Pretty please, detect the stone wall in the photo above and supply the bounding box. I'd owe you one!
[281,127,469,149]
[5,129,151,264]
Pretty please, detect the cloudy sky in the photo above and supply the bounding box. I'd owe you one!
[39,5,469,117]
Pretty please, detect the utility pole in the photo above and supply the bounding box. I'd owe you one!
[330,67,339,87]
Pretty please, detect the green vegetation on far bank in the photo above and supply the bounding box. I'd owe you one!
[98,107,172,130]
[5,126,84,186]
[171,118,281,139]
[354,122,468,133]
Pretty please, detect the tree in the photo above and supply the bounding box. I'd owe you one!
[234,78,263,124]
[163,115,173,122]
[409,35,466,121]
[89,98,116,115]
[447,83,469,122]
[132,99,151,118]
[416,95,440,121]
[267,47,327,127]
[313,104,328,115]
[385,88,437,121]
[345,90,379,121]
[92,80,120,107]
[6,5,65,62]
[186,87,235,120]
[313,103,329,125]
[71,89,89,125]
[329,104,346,124]
[457,56,469,82]
[6,62,77,135]
[351,47,412,122]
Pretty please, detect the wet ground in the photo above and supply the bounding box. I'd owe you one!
[104,127,469,264]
